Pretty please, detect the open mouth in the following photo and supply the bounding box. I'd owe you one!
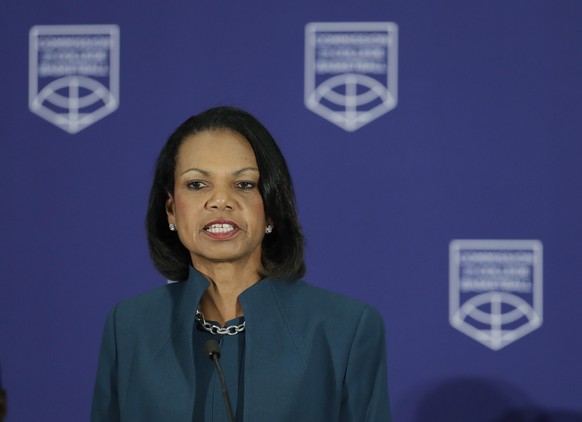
[204,223,237,234]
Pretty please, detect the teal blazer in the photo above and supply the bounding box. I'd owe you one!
[91,268,391,421]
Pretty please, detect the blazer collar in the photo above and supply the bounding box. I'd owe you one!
[171,267,210,336]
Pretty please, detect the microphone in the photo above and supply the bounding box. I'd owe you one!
[205,339,235,422]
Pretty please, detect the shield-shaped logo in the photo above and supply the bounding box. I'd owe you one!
[29,25,120,134]
[449,240,543,350]
[304,22,398,132]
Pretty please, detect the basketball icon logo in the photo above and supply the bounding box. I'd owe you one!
[29,25,120,134]
[449,240,543,350]
[304,22,398,132]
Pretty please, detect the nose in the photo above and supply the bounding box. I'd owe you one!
[205,186,235,211]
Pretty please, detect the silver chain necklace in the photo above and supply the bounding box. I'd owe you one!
[195,309,246,336]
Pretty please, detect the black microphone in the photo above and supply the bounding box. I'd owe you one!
[205,339,235,422]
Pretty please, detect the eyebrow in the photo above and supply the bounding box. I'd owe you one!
[180,167,259,177]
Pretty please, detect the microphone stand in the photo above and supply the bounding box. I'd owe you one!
[205,340,235,422]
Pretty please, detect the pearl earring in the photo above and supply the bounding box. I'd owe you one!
[265,225,273,234]
[169,224,176,231]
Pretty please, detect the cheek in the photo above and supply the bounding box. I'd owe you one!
[173,195,196,221]
[248,196,267,225]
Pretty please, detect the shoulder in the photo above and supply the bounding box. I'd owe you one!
[267,279,384,329]
[116,282,182,309]
[262,279,387,374]
[269,279,372,310]
[107,282,187,327]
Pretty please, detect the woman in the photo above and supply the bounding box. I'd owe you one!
[91,106,392,421]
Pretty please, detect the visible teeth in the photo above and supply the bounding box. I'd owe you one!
[206,223,235,234]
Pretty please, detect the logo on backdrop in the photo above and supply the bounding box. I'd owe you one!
[304,22,398,132]
[29,25,120,134]
[449,239,543,351]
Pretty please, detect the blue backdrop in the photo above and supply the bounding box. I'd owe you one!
[1,0,582,420]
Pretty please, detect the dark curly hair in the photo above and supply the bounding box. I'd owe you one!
[146,106,305,281]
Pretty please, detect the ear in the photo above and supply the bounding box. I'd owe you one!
[166,193,176,226]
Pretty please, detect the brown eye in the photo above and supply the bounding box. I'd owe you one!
[235,181,256,191]
[187,181,206,190]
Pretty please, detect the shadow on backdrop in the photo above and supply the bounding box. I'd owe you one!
[393,378,582,422]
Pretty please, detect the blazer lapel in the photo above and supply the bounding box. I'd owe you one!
[240,280,306,421]
[149,269,209,420]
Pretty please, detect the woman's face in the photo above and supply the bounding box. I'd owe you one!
[166,129,268,273]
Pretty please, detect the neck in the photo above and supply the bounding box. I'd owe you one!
[194,261,261,326]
